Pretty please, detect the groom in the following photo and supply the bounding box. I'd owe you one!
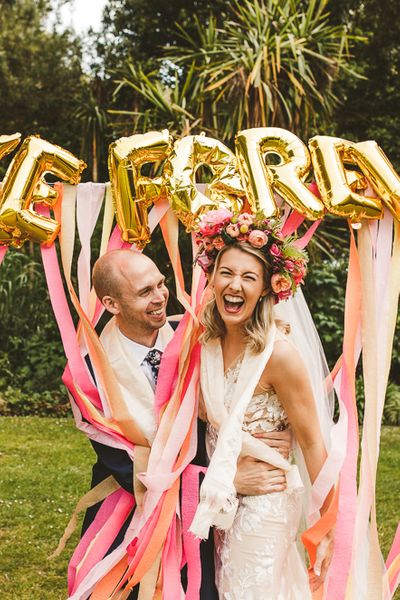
[84,249,290,597]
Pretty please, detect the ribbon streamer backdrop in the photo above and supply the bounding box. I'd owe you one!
[0,183,398,599]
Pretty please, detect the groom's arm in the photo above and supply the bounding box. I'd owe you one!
[234,428,292,495]
[90,440,134,493]
[83,354,134,494]
[234,457,286,495]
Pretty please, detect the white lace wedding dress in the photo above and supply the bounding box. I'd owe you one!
[206,361,312,600]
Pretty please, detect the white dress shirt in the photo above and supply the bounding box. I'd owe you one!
[116,328,165,391]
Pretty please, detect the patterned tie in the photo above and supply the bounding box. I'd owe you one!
[143,349,162,385]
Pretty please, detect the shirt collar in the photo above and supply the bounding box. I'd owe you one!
[117,328,165,365]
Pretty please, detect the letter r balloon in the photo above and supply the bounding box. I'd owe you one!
[235,128,325,220]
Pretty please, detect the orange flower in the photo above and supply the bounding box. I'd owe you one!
[271,273,291,294]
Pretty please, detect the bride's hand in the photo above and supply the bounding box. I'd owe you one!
[253,427,292,459]
[309,529,335,592]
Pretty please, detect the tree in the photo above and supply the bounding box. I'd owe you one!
[0,0,87,171]
[330,0,400,168]
[94,0,227,75]
[110,0,357,142]
[72,77,109,182]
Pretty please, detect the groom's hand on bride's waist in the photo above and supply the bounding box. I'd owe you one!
[253,427,292,459]
[233,429,292,495]
[234,456,286,495]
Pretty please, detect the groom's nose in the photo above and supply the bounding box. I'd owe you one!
[151,287,166,303]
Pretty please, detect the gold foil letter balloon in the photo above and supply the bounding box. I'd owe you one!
[0,136,86,247]
[108,130,173,246]
[235,128,325,220]
[308,136,400,222]
[0,133,21,161]
[0,134,22,245]
[164,133,245,230]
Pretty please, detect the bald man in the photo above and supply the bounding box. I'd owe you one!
[83,249,290,599]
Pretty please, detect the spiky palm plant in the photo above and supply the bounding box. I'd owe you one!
[169,0,358,140]
[110,0,358,256]
[112,0,359,142]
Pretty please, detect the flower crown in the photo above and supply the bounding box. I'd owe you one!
[195,208,308,302]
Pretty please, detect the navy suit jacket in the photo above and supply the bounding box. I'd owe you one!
[82,326,217,599]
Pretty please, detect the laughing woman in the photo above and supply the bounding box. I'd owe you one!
[190,209,334,600]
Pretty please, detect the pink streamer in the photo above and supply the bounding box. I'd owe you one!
[281,210,305,236]
[387,524,400,595]
[0,246,7,264]
[325,234,361,600]
[39,206,133,451]
[162,516,182,599]
[325,364,359,599]
[154,312,192,416]
[68,489,132,593]
[182,465,207,600]
[295,219,322,249]
[71,490,135,594]
[40,241,102,408]
[386,524,400,571]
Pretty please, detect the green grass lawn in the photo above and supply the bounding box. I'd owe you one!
[0,417,398,599]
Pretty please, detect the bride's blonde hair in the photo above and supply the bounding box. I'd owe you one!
[201,243,282,354]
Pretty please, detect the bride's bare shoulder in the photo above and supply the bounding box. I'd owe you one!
[271,337,299,363]
[262,336,306,387]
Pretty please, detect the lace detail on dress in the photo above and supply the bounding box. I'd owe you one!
[206,357,310,599]
[207,359,289,457]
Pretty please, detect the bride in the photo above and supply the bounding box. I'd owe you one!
[190,209,334,599]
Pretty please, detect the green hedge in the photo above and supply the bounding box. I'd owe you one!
[0,246,399,424]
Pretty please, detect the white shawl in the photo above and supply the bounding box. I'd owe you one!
[190,324,303,539]
[99,317,174,444]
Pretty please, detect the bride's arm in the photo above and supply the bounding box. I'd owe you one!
[264,339,334,589]
[264,340,328,491]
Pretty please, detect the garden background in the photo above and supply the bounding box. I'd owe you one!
[0,1,399,598]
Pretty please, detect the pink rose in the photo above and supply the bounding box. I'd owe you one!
[248,229,268,248]
[213,235,225,250]
[200,223,221,236]
[270,243,283,258]
[226,223,240,238]
[292,263,306,284]
[284,259,296,272]
[237,212,254,226]
[203,236,214,252]
[197,253,213,272]
[271,273,292,294]
[277,288,292,301]
[199,208,233,235]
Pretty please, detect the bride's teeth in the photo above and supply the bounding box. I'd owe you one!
[224,295,243,303]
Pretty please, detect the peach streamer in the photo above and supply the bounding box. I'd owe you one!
[324,227,362,600]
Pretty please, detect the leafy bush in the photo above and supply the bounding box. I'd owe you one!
[355,378,400,426]
[305,256,399,425]
[0,249,67,413]
[304,256,347,370]
[383,381,400,426]
[0,385,70,417]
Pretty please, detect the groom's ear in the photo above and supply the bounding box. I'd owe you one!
[102,295,120,315]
